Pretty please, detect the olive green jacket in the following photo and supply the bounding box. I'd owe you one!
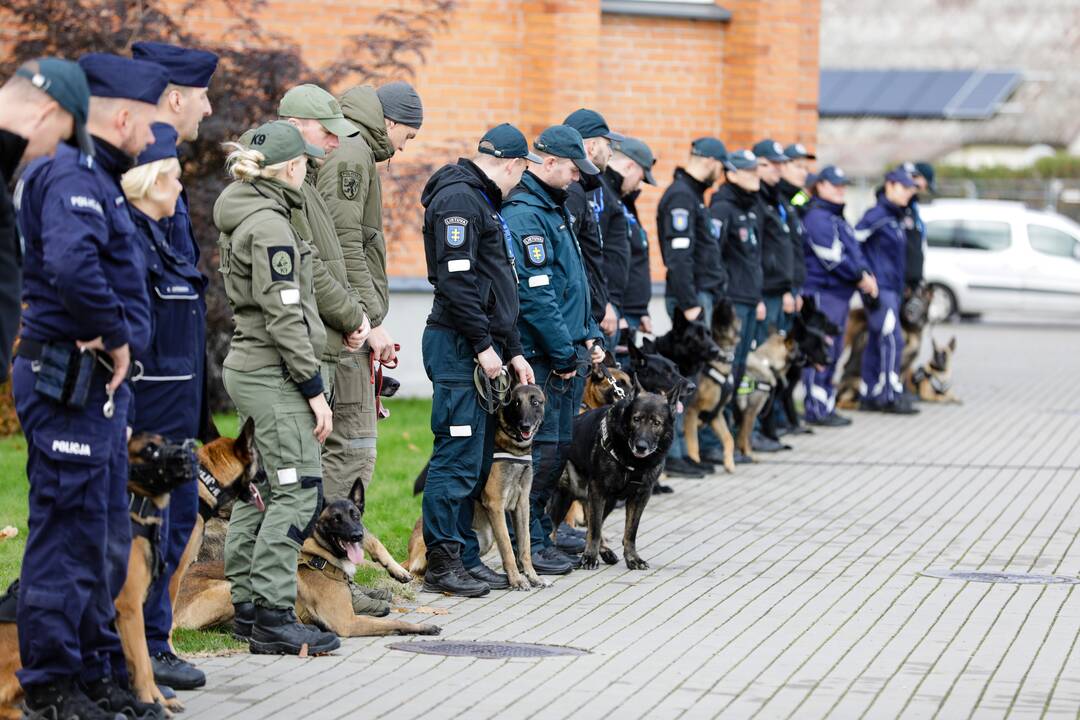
[298,161,367,361]
[318,86,393,327]
[215,177,327,393]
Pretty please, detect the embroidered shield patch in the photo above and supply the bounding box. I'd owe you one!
[523,235,546,267]
[671,208,690,232]
[711,218,723,239]
[339,169,360,201]
[267,246,295,281]
[445,224,466,248]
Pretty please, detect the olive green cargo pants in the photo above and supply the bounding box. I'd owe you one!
[322,347,377,503]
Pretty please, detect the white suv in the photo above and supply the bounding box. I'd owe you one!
[922,199,1080,321]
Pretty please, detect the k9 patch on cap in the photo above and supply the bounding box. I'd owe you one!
[671,208,689,232]
[267,246,295,281]
[523,235,546,267]
[444,216,469,248]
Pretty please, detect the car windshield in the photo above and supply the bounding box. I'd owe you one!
[926,218,1010,251]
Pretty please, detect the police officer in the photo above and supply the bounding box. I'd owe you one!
[855,166,919,415]
[711,149,765,403]
[216,121,340,655]
[656,137,727,477]
[419,124,536,596]
[127,39,219,691]
[317,81,422,507]
[903,161,933,296]
[801,165,877,427]
[14,52,167,720]
[563,108,626,345]
[504,125,603,575]
[609,137,657,342]
[753,140,795,335]
[0,58,92,385]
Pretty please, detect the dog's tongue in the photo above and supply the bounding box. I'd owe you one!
[249,484,266,512]
[345,542,364,564]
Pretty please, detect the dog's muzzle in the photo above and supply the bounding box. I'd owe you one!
[130,439,198,495]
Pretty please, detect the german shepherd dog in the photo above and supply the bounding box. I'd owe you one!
[1,433,217,717]
[684,298,740,472]
[767,297,841,438]
[176,480,440,638]
[653,311,722,383]
[735,332,797,460]
[550,389,679,570]
[406,382,547,590]
[629,339,692,399]
[913,336,961,404]
[583,352,634,410]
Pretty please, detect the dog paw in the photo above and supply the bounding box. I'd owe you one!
[581,554,601,570]
[391,568,413,584]
[420,624,442,635]
[527,575,547,588]
[510,578,532,591]
[625,556,649,570]
[724,460,736,474]
[599,548,619,565]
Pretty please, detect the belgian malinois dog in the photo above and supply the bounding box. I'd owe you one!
[914,336,961,404]
[684,298,741,472]
[406,382,547,590]
[582,352,634,411]
[550,388,680,570]
[735,332,797,461]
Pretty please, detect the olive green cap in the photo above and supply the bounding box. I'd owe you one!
[279,83,359,138]
[247,120,324,165]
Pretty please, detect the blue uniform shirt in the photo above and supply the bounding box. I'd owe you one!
[165,189,201,265]
[856,194,908,294]
[16,139,150,355]
[801,196,869,294]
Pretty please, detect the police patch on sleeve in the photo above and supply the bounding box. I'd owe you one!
[443,216,469,248]
[339,169,360,200]
[711,218,723,239]
[522,235,547,267]
[671,208,690,232]
[267,246,295,281]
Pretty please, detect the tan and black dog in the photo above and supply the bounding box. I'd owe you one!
[735,332,796,461]
[406,382,547,590]
[913,336,961,404]
[582,353,634,411]
[684,298,741,472]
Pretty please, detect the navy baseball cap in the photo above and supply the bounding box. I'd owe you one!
[752,139,789,163]
[886,166,917,187]
[725,149,757,171]
[914,161,936,191]
[691,137,727,161]
[15,57,93,157]
[563,108,624,142]
[132,41,218,88]
[784,142,816,160]
[78,53,169,105]
[812,165,852,186]
[478,123,542,163]
[134,122,179,166]
[614,136,656,185]
[534,125,600,175]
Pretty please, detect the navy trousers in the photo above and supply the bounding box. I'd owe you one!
[860,289,905,406]
[801,287,853,421]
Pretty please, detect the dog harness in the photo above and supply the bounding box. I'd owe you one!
[597,413,656,493]
[493,451,533,464]
[128,493,166,582]
[298,538,351,584]
[912,366,952,394]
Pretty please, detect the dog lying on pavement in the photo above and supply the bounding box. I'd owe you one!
[913,336,961,404]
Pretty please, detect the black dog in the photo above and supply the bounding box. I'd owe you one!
[652,311,721,381]
[550,389,679,570]
[628,339,695,398]
[770,296,841,438]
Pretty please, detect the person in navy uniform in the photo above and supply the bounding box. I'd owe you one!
[13,53,167,720]
[800,165,878,428]
[608,136,657,347]
[418,124,537,597]
[855,166,919,414]
[0,58,94,385]
[130,40,218,692]
[503,125,604,576]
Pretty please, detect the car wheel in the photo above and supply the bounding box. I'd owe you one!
[928,283,957,323]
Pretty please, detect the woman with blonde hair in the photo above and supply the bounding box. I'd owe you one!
[214,120,339,656]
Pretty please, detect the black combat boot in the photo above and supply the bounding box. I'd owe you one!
[249,606,341,656]
[232,601,255,640]
[82,675,166,720]
[23,677,125,720]
[423,543,490,597]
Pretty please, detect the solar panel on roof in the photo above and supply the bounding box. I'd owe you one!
[906,71,972,117]
[818,69,1021,119]
[948,71,1023,119]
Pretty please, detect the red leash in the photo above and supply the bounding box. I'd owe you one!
[369,343,400,420]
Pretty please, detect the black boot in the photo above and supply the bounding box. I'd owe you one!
[466,563,510,590]
[150,651,205,690]
[23,678,125,720]
[82,675,165,719]
[233,601,255,641]
[249,606,341,656]
[422,543,490,597]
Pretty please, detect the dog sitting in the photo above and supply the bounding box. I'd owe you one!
[652,310,722,383]
[406,382,547,590]
[550,388,680,570]
[913,336,961,404]
[684,298,740,472]
[735,331,796,461]
[768,297,841,438]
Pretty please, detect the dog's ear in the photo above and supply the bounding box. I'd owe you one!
[931,337,940,353]
[235,416,256,463]
[948,336,957,352]
[348,478,366,516]
[603,350,617,368]
[640,337,656,355]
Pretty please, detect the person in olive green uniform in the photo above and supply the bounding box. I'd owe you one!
[318,81,423,500]
[215,120,339,656]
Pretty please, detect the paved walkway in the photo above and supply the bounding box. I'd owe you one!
[180,322,1080,719]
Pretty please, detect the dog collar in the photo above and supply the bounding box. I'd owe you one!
[128,493,163,523]
[493,451,532,464]
[707,366,730,386]
[599,413,643,475]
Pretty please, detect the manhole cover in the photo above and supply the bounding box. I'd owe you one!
[921,569,1080,585]
[386,640,588,659]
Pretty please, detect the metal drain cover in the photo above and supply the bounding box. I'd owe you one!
[921,569,1080,585]
[387,640,588,659]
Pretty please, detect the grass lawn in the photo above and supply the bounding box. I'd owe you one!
[0,397,433,656]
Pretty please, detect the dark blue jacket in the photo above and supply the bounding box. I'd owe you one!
[801,197,868,294]
[757,181,795,296]
[856,194,908,294]
[904,197,926,288]
[657,168,726,309]
[131,206,206,440]
[17,139,150,355]
[504,171,599,369]
[596,167,631,312]
[777,178,807,291]
[710,182,763,305]
[621,189,652,317]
